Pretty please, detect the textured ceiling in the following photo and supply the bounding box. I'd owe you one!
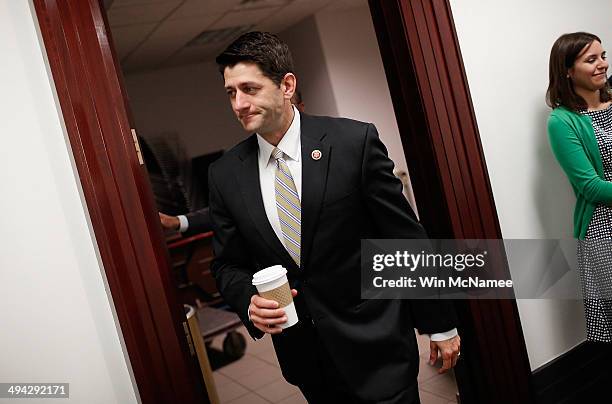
[106,0,365,73]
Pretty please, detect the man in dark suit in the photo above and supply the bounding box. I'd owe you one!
[209,32,460,403]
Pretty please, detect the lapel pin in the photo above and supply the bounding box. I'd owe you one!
[311,149,322,161]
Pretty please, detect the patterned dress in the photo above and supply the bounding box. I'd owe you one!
[578,104,612,342]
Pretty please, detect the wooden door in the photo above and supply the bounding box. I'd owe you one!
[32,0,209,402]
[369,1,533,403]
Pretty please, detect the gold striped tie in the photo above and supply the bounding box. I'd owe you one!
[272,147,301,266]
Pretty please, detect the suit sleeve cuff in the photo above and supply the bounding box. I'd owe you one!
[247,307,262,341]
[178,215,189,233]
[429,328,458,341]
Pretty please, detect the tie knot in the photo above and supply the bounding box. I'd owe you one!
[272,147,284,161]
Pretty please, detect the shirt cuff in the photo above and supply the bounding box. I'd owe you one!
[429,328,458,341]
[177,215,189,233]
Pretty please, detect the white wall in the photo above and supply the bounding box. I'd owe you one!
[313,5,410,183]
[0,1,139,402]
[125,61,244,159]
[279,15,339,118]
[450,0,612,370]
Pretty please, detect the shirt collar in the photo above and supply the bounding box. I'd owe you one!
[257,106,301,167]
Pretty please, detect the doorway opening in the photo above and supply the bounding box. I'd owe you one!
[105,0,457,403]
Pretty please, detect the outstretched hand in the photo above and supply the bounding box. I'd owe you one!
[159,212,180,230]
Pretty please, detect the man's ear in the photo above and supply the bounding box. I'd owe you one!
[281,73,297,100]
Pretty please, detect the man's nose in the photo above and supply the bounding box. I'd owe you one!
[234,91,250,111]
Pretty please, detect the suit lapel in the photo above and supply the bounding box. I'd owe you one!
[236,135,298,270]
[300,114,331,269]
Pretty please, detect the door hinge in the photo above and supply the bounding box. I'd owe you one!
[130,128,144,165]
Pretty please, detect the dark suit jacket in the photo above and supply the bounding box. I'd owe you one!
[208,113,457,400]
[184,207,212,236]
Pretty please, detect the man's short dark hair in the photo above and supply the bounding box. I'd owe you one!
[215,31,295,86]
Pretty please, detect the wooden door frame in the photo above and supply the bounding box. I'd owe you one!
[32,0,532,402]
[32,0,208,402]
[369,1,533,403]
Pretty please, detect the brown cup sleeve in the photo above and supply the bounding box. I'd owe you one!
[259,282,293,308]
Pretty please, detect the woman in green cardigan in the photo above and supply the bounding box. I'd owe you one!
[547,32,612,342]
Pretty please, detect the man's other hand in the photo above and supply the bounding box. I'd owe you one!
[429,335,461,374]
[249,289,298,334]
[159,212,180,231]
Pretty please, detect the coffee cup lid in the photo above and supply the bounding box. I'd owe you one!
[252,265,287,286]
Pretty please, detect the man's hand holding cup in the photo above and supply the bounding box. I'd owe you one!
[251,265,299,334]
[249,289,298,334]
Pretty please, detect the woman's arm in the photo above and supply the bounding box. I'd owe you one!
[548,115,612,203]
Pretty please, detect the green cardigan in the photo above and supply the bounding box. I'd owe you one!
[548,106,612,239]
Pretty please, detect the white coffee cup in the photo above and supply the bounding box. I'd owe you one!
[252,265,298,329]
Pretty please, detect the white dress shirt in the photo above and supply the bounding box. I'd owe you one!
[256,106,302,244]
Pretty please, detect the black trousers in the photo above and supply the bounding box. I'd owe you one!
[292,320,421,404]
